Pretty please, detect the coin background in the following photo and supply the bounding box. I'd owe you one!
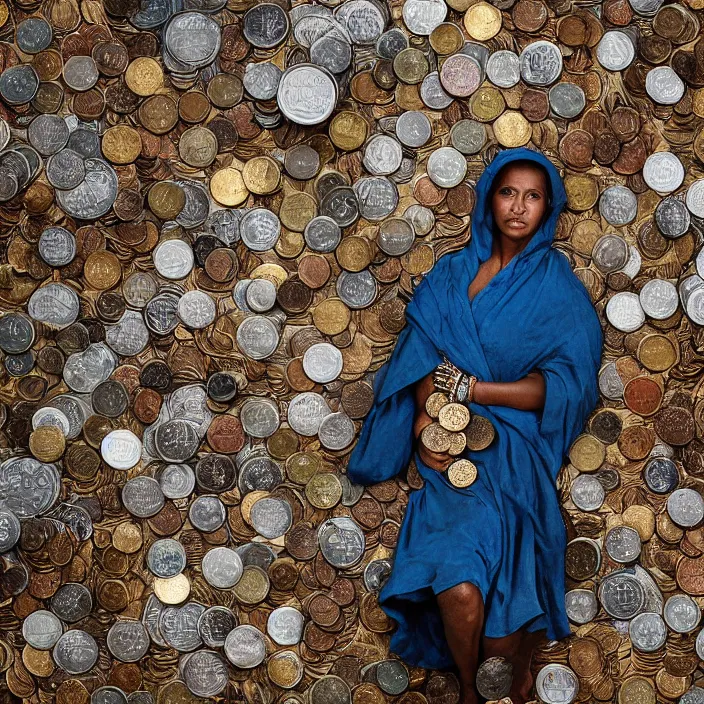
[1,0,704,700]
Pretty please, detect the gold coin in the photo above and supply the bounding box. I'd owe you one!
[429,22,464,55]
[206,72,243,109]
[29,425,65,462]
[125,56,163,96]
[464,1,502,40]
[148,181,186,220]
[242,155,281,194]
[493,111,532,147]
[622,505,655,541]
[101,124,142,164]
[469,86,505,122]
[112,521,143,553]
[329,111,368,151]
[267,427,299,460]
[154,573,190,604]
[279,191,317,232]
[210,167,249,206]
[336,236,372,272]
[267,650,304,688]
[438,402,471,432]
[465,414,495,451]
[286,452,321,484]
[241,490,269,525]
[401,244,434,275]
[275,230,305,259]
[564,173,599,211]
[425,392,449,418]
[251,263,287,286]
[313,298,351,335]
[22,645,54,678]
[0,0,9,27]
[655,669,689,700]
[393,48,429,84]
[178,125,218,168]
[305,472,343,510]
[138,94,178,135]
[448,431,467,456]
[447,459,477,488]
[84,250,122,290]
[618,676,656,704]
[420,422,452,453]
[233,565,270,604]
[568,433,606,472]
[637,333,677,372]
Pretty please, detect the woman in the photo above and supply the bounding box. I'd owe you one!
[346,147,603,704]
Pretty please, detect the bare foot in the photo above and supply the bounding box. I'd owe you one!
[508,661,534,704]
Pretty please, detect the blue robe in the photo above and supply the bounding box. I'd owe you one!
[346,147,603,669]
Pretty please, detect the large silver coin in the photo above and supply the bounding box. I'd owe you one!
[287,392,331,436]
[237,316,280,360]
[107,620,150,662]
[28,283,80,329]
[181,650,229,697]
[519,40,563,86]
[159,602,206,652]
[202,547,244,588]
[22,609,63,650]
[267,606,304,645]
[164,12,221,68]
[629,612,666,652]
[53,630,99,674]
[224,624,266,668]
[664,593,701,633]
[0,457,60,517]
[147,539,187,578]
[56,158,118,219]
[277,64,337,126]
[318,516,365,568]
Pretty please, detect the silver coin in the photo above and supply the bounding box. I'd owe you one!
[0,457,60,517]
[378,217,415,256]
[159,464,196,499]
[0,311,35,354]
[564,588,598,625]
[377,27,408,58]
[534,664,578,704]
[46,149,85,190]
[363,558,393,592]
[141,594,166,647]
[486,50,520,88]
[599,184,637,226]
[17,16,53,53]
[67,127,101,158]
[224,624,266,668]
[233,279,253,312]
[303,342,343,384]
[645,65,684,105]
[643,151,684,193]
[154,419,200,463]
[363,134,403,176]
[122,476,165,518]
[189,494,226,532]
[244,3,290,48]
[598,571,645,619]
[32,407,71,436]
[202,546,244,588]
[643,457,678,494]
[238,454,283,494]
[305,216,341,252]
[177,290,216,329]
[159,602,206,652]
[53,630,99,674]
[236,541,277,568]
[243,62,282,101]
[292,11,336,50]
[250,497,292,539]
[145,292,180,335]
[28,114,69,155]
[318,412,356,450]
[245,279,277,313]
[101,429,142,470]
[277,64,337,126]
[427,146,467,188]
[22,609,63,650]
[165,12,221,68]
[0,64,39,105]
[475,657,512,701]
[28,282,80,329]
[639,279,678,320]
[375,660,408,695]
[237,315,280,360]
[320,185,360,227]
[449,119,486,155]
[354,176,398,221]
[420,71,453,110]
[629,612,666,652]
[181,650,229,697]
[287,391,331,436]
[605,292,645,333]
[51,582,93,622]
[318,516,365,568]
[519,40,563,86]
[107,620,150,662]
[682,686,704,704]
[240,207,281,252]
[548,82,585,119]
[404,204,434,236]
[64,342,117,394]
[686,283,704,323]
[47,394,91,440]
[176,180,210,228]
[0,508,20,552]
[106,310,150,357]
[36,226,77,268]
[686,180,704,218]
[153,239,194,280]
[63,55,99,91]
[569,473,605,512]
[596,30,635,71]
[604,525,641,563]
[198,606,237,648]
[664,593,701,633]
[337,269,378,309]
[335,0,384,44]
[395,111,432,148]
[92,380,129,418]
[401,0,446,35]
[668,488,704,527]
[598,361,624,400]
[618,244,641,279]
[56,158,118,219]
[92,687,128,704]
[169,383,212,437]
[123,271,158,308]
[310,32,352,73]
[240,397,280,438]
[656,196,690,238]
[267,606,304,646]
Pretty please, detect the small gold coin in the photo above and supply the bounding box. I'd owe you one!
[464,1,502,40]
[275,230,305,259]
[233,565,270,604]
[448,431,467,456]
[125,56,163,96]
[242,155,281,194]
[329,111,368,151]
[447,459,478,488]
[112,521,143,553]
[493,111,532,147]
[622,505,655,541]
[138,94,178,135]
[618,676,656,704]
[286,452,321,484]
[438,402,471,432]
[305,472,343,510]
[267,650,304,688]
[101,124,142,164]
[336,236,372,272]
[465,414,495,451]
[29,425,65,462]
[178,125,218,168]
[568,433,606,472]
[154,573,190,604]
[84,250,122,290]
[313,298,351,336]
[470,86,505,122]
[22,645,54,678]
[279,191,317,232]
[420,422,452,453]
[637,333,678,372]
[148,181,186,220]
[430,22,464,55]
[209,167,248,206]
[426,392,449,418]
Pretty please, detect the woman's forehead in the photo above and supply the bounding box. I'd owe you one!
[493,163,548,191]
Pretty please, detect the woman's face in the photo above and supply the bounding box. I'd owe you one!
[490,163,549,244]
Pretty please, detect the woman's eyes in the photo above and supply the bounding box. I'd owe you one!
[499,187,541,199]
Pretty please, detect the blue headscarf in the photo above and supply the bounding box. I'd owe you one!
[347,147,603,644]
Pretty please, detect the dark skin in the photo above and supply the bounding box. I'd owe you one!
[416,163,552,704]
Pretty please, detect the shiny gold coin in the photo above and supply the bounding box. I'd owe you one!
[286,451,321,484]
[112,521,143,553]
[401,244,435,275]
[153,573,190,604]
[448,431,467,456]
[447,459,478,488]
[465,414,495,451]
[275,230,305,259]
[637,333,678,372]
[101,124,142,164]
[655,669,689,700]
[242,155,281,194]
[618,676,656,704]
[251,263,287,286]
[279,191,318,232]
[210,167,249,206]
[622,504,655,541]
[464,1,502,39]
[425,392,449,418]
[430,22,465,55]
[420,422,452,453]
[138,94,178,135]
[336,236,372,272]
[329,111,368,151]
[267,650,304,688]
[438,402,471,432]
[84,250,122,290]
[313,298,351,335]
[178,126,218,168]
[148,181,186,220]
[493,111,532,147]
[29,425,65,462]
[125,56,163,96]
[564,173,599,211]
[233,565,270,604]
[22,644,55,678]
[470,86,505,122]
[0,0,9,27]
[305,472,343,510]
[568,433,606,472]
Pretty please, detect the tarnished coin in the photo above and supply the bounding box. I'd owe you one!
[446,458,477,488]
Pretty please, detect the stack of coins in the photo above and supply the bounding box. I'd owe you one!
[1,0,704,699]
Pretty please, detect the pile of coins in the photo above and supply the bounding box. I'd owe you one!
[1,0,704,698]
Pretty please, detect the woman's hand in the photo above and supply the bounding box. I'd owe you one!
[433,356,470,403]
[414,374,454,471]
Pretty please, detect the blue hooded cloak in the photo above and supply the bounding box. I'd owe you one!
[346,147,603,669]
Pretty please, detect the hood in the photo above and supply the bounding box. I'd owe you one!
[469,147,568,266]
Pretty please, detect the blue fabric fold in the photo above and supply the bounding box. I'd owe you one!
[346,147,603,668]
